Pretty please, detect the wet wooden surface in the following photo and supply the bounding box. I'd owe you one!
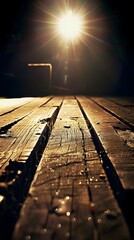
[0,96,133,240]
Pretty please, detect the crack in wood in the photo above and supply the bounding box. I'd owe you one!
[0,105,61,240]
[78,122,101,240]
[77,97,133,239]
[0,116,27,135]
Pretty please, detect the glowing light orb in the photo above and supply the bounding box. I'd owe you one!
[57,11,83,40]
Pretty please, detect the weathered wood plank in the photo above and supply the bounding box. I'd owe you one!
[0,96,53,165]
[0,96,64,240]
[107,97,134,107]
[77,96,134,191]
[0,97,63,168]
[12,96,131,240]
[0,97,34,115]
[0,96,53,129]
[90,97,134,128]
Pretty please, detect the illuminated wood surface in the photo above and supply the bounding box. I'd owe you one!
[0,96,133,240]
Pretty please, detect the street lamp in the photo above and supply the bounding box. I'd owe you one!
[57,10,83,41]
[56,10,84,91]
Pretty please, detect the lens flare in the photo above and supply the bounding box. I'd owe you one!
[30,1,110,54]
[57,10,83,40]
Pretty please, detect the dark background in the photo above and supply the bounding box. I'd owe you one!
[0,0,133,97]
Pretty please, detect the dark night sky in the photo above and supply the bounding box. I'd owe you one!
[0,0,134,97]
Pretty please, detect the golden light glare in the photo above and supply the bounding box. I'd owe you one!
[32,1,108,53]
[57,11,83,40]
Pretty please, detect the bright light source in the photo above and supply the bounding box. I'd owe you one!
[57,10,83,41]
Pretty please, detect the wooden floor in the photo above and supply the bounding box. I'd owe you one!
[0,96,134,240]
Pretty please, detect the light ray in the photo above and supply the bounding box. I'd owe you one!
[28,1,113,57]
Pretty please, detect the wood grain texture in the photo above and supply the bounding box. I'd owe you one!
[12,96,131,240]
